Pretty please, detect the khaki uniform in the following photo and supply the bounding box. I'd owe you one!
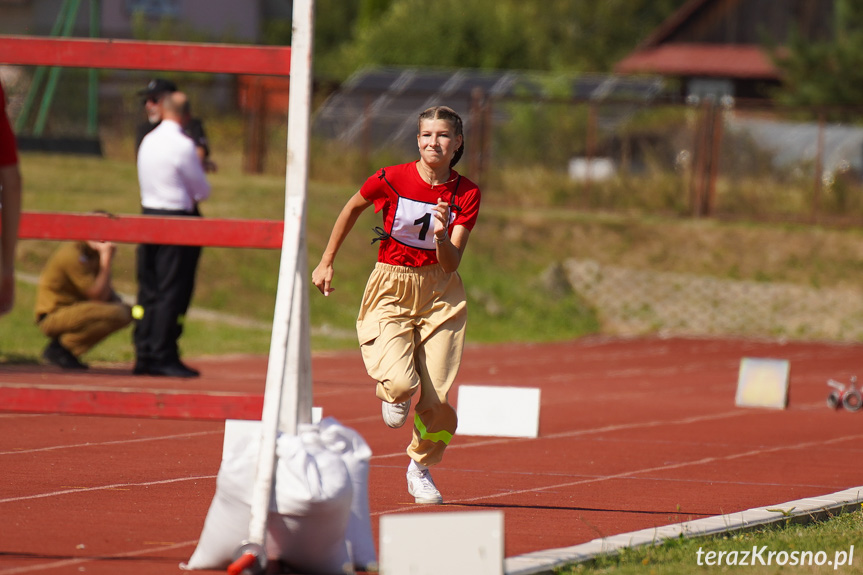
[35,242,131,357]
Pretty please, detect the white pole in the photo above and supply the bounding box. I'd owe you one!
[246,0,315,549]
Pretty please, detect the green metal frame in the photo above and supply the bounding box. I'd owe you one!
[15,0,100,138]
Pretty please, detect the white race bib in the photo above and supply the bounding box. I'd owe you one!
[390,196,453,250]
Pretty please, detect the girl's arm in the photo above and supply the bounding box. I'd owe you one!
[311,191,373,295]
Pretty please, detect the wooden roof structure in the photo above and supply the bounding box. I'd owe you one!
[616,0,833,97]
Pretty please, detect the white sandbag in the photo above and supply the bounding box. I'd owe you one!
[181,419,367,574]
[180,466,252,570]
[318,418,377,571]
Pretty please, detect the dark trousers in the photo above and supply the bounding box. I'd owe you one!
[134,207,202,364]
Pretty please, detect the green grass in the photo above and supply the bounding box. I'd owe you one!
[562,508,863,574]
[10,149,863,364]
[3,150,600,363]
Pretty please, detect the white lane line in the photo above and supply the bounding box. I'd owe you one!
[372,462,841,491]
[0,430,222,456]
[0,475,217,504]
[368,408,759,461]
[371,432,863,515]
[0,540,198,574]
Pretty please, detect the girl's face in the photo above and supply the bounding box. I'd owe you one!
[417,118,462,169]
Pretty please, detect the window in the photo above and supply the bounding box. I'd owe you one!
[687,77,734,101]
[126,0,180,17]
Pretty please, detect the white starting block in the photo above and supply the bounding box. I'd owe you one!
[735,357,790,409]
[380,511,503,575]
[456,385,541,438]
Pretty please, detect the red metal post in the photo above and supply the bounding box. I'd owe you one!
[0,383,264,420]
[706,102,724,216]
[4,212,284,249]
[0,35,291,76]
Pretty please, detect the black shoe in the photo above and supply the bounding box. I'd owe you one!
[181,361,201,377]
[148,360,200,378]
[132,359,151,375]
[43,339,88,370]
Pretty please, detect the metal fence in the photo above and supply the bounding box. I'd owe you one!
[316,86,863,226]
[9,66,863,228]
[313,84,863,342]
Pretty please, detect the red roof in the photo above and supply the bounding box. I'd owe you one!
[615,43,780,80]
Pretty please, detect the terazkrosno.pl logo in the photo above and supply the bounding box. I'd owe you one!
[696,545,854,569]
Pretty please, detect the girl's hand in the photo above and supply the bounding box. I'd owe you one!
[311,261,335,296]
[433,197,451,240]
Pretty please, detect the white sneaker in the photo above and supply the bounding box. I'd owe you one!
[382,398,411,428]
[407,468,443,504]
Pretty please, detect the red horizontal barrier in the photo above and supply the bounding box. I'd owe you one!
[10,211,284,249]
[0,383,263,421]
[0,35,291,76]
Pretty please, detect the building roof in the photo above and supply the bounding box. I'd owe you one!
[614,0,828,81]
[616,43,779,79]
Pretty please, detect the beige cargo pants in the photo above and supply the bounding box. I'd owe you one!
[357,263,466,467]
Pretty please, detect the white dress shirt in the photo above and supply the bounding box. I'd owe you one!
[137,119,210,211]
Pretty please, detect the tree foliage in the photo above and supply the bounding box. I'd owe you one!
[260,0,361,77]
[321,0,685,79]
[770,0,863,113]
[130,0,686,81]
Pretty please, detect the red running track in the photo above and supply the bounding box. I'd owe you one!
[1,336,862,574]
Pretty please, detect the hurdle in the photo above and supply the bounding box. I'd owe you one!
[0,382,265,420]
[9,211,284,248]
[0,212,283,421]
[0,44,293,423]
[2,0,318,570]
[238,0,315,570]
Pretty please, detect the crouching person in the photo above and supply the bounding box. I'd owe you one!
[35,238,132,369]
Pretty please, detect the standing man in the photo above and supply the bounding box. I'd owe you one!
[35,238,132,370]
[136,78,216,172]
[134,91,210,378]
[0,80,22,317]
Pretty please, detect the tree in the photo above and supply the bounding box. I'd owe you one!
[260,0,361,77]
[325,0,685,79]
[358,0,393,29]
[770,0,863,115]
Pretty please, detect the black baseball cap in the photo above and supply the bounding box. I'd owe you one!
[137,78,178,98]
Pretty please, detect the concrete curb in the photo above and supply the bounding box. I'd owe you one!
[504,486,863,575]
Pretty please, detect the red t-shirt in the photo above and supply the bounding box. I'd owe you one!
[0,83,18,167]
[360,161,481,267]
